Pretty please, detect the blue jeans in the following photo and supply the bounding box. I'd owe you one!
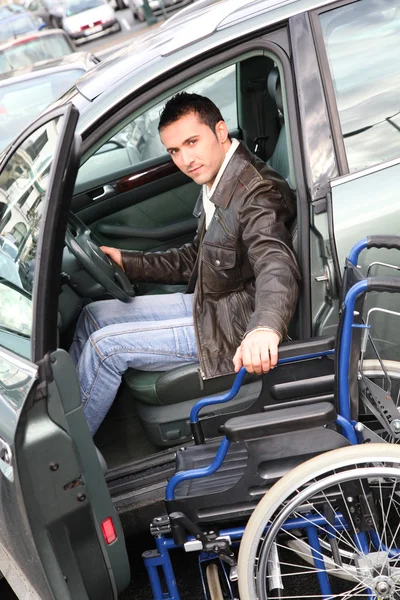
[70,293,198,435]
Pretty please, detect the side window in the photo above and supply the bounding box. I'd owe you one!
[82,64,237,180]
[320,0,400,172]
[0,119,60,345]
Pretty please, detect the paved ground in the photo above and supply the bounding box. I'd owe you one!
[0,533,207,599]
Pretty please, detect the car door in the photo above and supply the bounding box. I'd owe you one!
[0,104,130,599]
[311,0,400,356]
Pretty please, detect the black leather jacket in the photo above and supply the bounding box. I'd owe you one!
[122,143,300,379]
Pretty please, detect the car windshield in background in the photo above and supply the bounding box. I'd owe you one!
[0,34,74,73]
[0,68,84,150]
[0,14,39,42]
[65,0,105,16]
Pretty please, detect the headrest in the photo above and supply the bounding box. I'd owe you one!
[267,67,283,114]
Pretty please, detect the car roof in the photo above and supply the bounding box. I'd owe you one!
[75,0,332,106]
[0,51,96,84]
[0,28,73,51]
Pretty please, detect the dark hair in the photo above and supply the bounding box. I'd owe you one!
[158,92,225,135]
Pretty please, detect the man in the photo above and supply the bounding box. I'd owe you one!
[70,92,300,435]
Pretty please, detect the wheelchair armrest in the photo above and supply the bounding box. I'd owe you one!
[278,335,335,360]
[220,401,337,443]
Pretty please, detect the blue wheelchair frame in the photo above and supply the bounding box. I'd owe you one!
[143,236,399,600]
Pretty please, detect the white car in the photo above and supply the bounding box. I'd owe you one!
[62,0,120,42]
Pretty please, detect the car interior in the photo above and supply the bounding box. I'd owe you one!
[46,49,339,481]
[0,50,336,493]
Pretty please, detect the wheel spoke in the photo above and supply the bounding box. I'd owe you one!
[239,445,400,600]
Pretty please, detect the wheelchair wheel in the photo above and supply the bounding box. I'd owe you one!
[361,359,400,443]
[238,443,400,599]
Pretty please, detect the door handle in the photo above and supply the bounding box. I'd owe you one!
[91,184,115,202]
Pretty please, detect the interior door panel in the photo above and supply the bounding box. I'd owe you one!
[91,182,199,251]
[73,156,200,252]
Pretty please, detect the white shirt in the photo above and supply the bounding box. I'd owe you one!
[202,138,240,229]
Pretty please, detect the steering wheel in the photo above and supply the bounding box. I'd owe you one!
[65,212,135,303]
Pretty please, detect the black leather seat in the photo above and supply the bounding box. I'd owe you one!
[266,67,290,181]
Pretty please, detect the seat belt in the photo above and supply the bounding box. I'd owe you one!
[248,77,269,160]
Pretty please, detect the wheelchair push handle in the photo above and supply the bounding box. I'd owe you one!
[366,276,400,294]
[348,235,400,265]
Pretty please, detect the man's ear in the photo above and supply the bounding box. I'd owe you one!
[215,120,229,143]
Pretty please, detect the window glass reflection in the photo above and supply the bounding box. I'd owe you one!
[0,117,60,337]
[320,0,400,172]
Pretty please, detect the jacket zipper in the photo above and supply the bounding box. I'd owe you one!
[193,222,207,381]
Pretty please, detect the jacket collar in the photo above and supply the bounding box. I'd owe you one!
[211,141,254,209]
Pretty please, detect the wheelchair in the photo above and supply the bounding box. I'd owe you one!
[142,235,400,600]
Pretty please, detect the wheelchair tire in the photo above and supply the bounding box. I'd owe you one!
[206,564,224,600]
[237,443,400,600]
[359,359,400,443]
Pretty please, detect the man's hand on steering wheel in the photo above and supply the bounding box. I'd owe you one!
[65,213,134,302]
[101,246,124,270]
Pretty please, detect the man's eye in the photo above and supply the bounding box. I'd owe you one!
[189,140,196,146]
[170,149,177,155]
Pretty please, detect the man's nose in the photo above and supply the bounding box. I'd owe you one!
[180,148,194,167]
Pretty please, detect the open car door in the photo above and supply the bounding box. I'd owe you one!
[0,105,130,599]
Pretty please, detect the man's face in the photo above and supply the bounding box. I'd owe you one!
[159,112,229,187]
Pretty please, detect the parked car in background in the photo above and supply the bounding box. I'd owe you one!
[0,234,19,261]
[132,0,192,21]
[108,0,130,10]
[0,52,98,149]
[23,0,66,28]
[62,0,120,42]
[0,4,46,42]
[0,29,75,74]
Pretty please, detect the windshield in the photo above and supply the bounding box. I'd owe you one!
[0,15,37,42]
[0,34,73,73]
[65,0,105,16]
[0,68,84,150]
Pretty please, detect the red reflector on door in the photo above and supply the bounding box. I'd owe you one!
[101,517,117,544]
